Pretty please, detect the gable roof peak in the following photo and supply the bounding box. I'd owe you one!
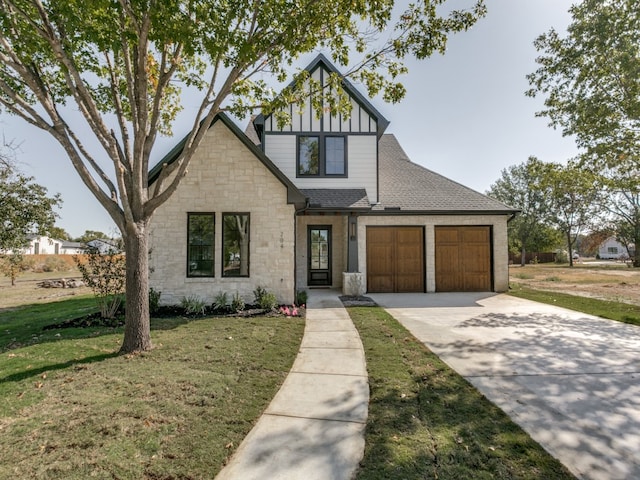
[254,53,390,137]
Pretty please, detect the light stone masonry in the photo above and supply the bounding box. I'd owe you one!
[149,120,297,305]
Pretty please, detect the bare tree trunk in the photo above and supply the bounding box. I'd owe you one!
[520,245,526,267]
[567,231,574,267]
[120,220,152,353]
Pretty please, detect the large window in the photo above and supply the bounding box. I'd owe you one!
[187,213,215,277]
[298,135,346,177]
[222,213,250,277]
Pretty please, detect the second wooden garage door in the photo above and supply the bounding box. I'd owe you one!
[435,226,492,292]
[367,227,424,293]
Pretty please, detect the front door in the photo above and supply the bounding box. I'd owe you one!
[308,226,332,286]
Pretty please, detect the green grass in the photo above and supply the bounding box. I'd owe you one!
[509,284,640,326]
[349,306,575,480]
[1,295,99,352]
[0,298,304,479]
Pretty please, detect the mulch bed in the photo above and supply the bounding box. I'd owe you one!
[43,305,306,331]
[339,295,377,307]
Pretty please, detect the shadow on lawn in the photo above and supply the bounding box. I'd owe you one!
[0,351,118,384]
[0,297,206,353]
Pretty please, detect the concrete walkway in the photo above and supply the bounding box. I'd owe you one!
[215,290,368,480]
[370,292,640,480]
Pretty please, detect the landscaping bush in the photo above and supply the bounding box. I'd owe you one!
[231,292,245,313]
[74,248,125,320]
[296,289,308,306]
[180,295,207,315]
[212,291,230,313]
[253,286,278,310]
[149,288,162,315]
[42,255,70,272]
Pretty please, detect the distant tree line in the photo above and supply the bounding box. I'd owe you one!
[488,0,640,268]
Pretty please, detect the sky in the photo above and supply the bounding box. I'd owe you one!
[0,0,579,239]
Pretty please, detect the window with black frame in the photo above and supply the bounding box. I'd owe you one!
[187,213,215,277]
[297,135,346,176]
[222,213,250,277]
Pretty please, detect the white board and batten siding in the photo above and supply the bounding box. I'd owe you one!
[262,67,378,135]
[262,65,379,201]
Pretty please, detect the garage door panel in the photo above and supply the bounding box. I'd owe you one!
[367,227,424,293]
[461,227,490,243]
[436,226,491,292]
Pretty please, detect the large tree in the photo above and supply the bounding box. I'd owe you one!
[540,160,601,267]
[0,0,486,353]
[527,0,640,266]
[487,156,559,266]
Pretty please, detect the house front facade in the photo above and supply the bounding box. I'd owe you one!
[20,235,64,255]
[598,237,635,260]
[148,55,517,305]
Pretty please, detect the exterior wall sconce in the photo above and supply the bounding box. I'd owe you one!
[349,221,357,240]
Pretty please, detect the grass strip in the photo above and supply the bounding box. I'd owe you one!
[348,306,575,480]
[0,298,304,479]
[509,284,640,326]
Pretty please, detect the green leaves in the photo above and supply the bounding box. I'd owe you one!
[527,0,640,164]
[0,163,61,253]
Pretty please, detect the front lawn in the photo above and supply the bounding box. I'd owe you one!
[0,299,304,479]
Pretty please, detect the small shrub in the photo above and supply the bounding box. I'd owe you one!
[253,286,267,303]
[149,288,162,315]
[555,250,568,264]
[296,289,308,306]
[253,286,278,310]
[74,248,126,320]
[43,255,70,272]
[0,254,26,286]
[231,292,245,313]
[19,256,36,272]
[180,295,206,315]
[213,291,229,312]
[545,276,561,282]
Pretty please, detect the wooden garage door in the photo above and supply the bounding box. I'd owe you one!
[367,227,424,293]
[435,226,492,292]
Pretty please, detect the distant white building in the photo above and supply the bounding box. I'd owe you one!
[60,241,87,254]
[21,235,64,255]
[598,237,634,260]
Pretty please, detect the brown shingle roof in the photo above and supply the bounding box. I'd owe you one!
[301,188,370,210]
[375,134,516,213]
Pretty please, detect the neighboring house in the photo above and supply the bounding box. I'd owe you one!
[20,235,64,255]
[148,55,517,305]
[86,238,122,254]
[61,241,87,255]
[598,237,634,260]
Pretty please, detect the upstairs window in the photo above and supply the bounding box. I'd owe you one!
[299,136,319,175]
[187,213,215,277]
[298,135,346,177]
[325,137,345,174]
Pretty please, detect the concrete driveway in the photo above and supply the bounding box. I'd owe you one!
[368,293,640,480]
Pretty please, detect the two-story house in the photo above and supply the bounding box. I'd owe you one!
[148,55,517,305]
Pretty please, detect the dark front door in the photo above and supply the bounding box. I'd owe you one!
[308,226,332,286]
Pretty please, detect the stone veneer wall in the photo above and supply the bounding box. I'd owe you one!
[149,121,297,305]
[357,215,510,293]
[295,215,347,290]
